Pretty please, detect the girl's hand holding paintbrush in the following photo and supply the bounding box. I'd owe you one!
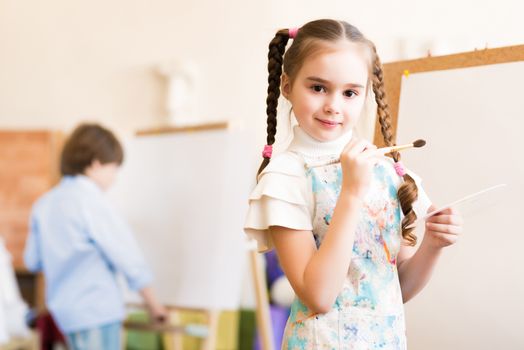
[336,138,426,200]
[339,138,380,200]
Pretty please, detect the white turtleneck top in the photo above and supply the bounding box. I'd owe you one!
[244,126,431,252]
[288,124,354,162]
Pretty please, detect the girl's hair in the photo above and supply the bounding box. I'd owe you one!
[259,19,419,246]
[61,123,124,176]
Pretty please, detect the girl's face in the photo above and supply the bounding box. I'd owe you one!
[282,43,369,142]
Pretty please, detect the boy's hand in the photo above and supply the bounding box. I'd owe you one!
[147,302,168,323]
[139,286,168,323]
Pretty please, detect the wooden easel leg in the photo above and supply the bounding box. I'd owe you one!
[200,310,218,350]
[121,326,127,350]
[172,310,184,350]
[249,248,275,350]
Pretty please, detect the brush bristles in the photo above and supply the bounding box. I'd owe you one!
[413,139,426,148]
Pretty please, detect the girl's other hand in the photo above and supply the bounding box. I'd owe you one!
[423,206,464,249]
[339,138,379,199]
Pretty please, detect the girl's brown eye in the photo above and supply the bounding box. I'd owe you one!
[311,85,325,93]
[344,90,356,98]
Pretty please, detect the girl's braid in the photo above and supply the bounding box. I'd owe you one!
[371,44,419,245]
[257,29,290,176]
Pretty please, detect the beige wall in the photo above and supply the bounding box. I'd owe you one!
[1,0,523,134]
[1,1,523,346]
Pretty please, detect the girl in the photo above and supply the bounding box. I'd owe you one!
[244,19,463,349]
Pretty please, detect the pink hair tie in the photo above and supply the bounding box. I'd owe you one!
[262,145,273,158]
[288,27,299,39]
[394,161,406,177]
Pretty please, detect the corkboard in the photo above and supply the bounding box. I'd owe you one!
[374,44,524,146]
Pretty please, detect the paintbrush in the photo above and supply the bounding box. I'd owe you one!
[309,139,426,168]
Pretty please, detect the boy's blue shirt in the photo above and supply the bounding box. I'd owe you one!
[24,175,153,332]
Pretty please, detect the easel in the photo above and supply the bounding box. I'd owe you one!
[123,305,219,350]
[375,44,524,350]
[123,123,276,350]
[374,44,524,145]
[122,244,275,350]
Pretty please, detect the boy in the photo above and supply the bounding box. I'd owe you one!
[24,123,166,349]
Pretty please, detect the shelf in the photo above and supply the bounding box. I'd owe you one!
[136,121,228,136]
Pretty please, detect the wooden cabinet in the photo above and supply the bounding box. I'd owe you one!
[0,130,62,308]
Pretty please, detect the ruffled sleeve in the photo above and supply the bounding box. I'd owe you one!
[244,152,314,252]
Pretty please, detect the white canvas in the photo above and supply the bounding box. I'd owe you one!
[396,61,524,349]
